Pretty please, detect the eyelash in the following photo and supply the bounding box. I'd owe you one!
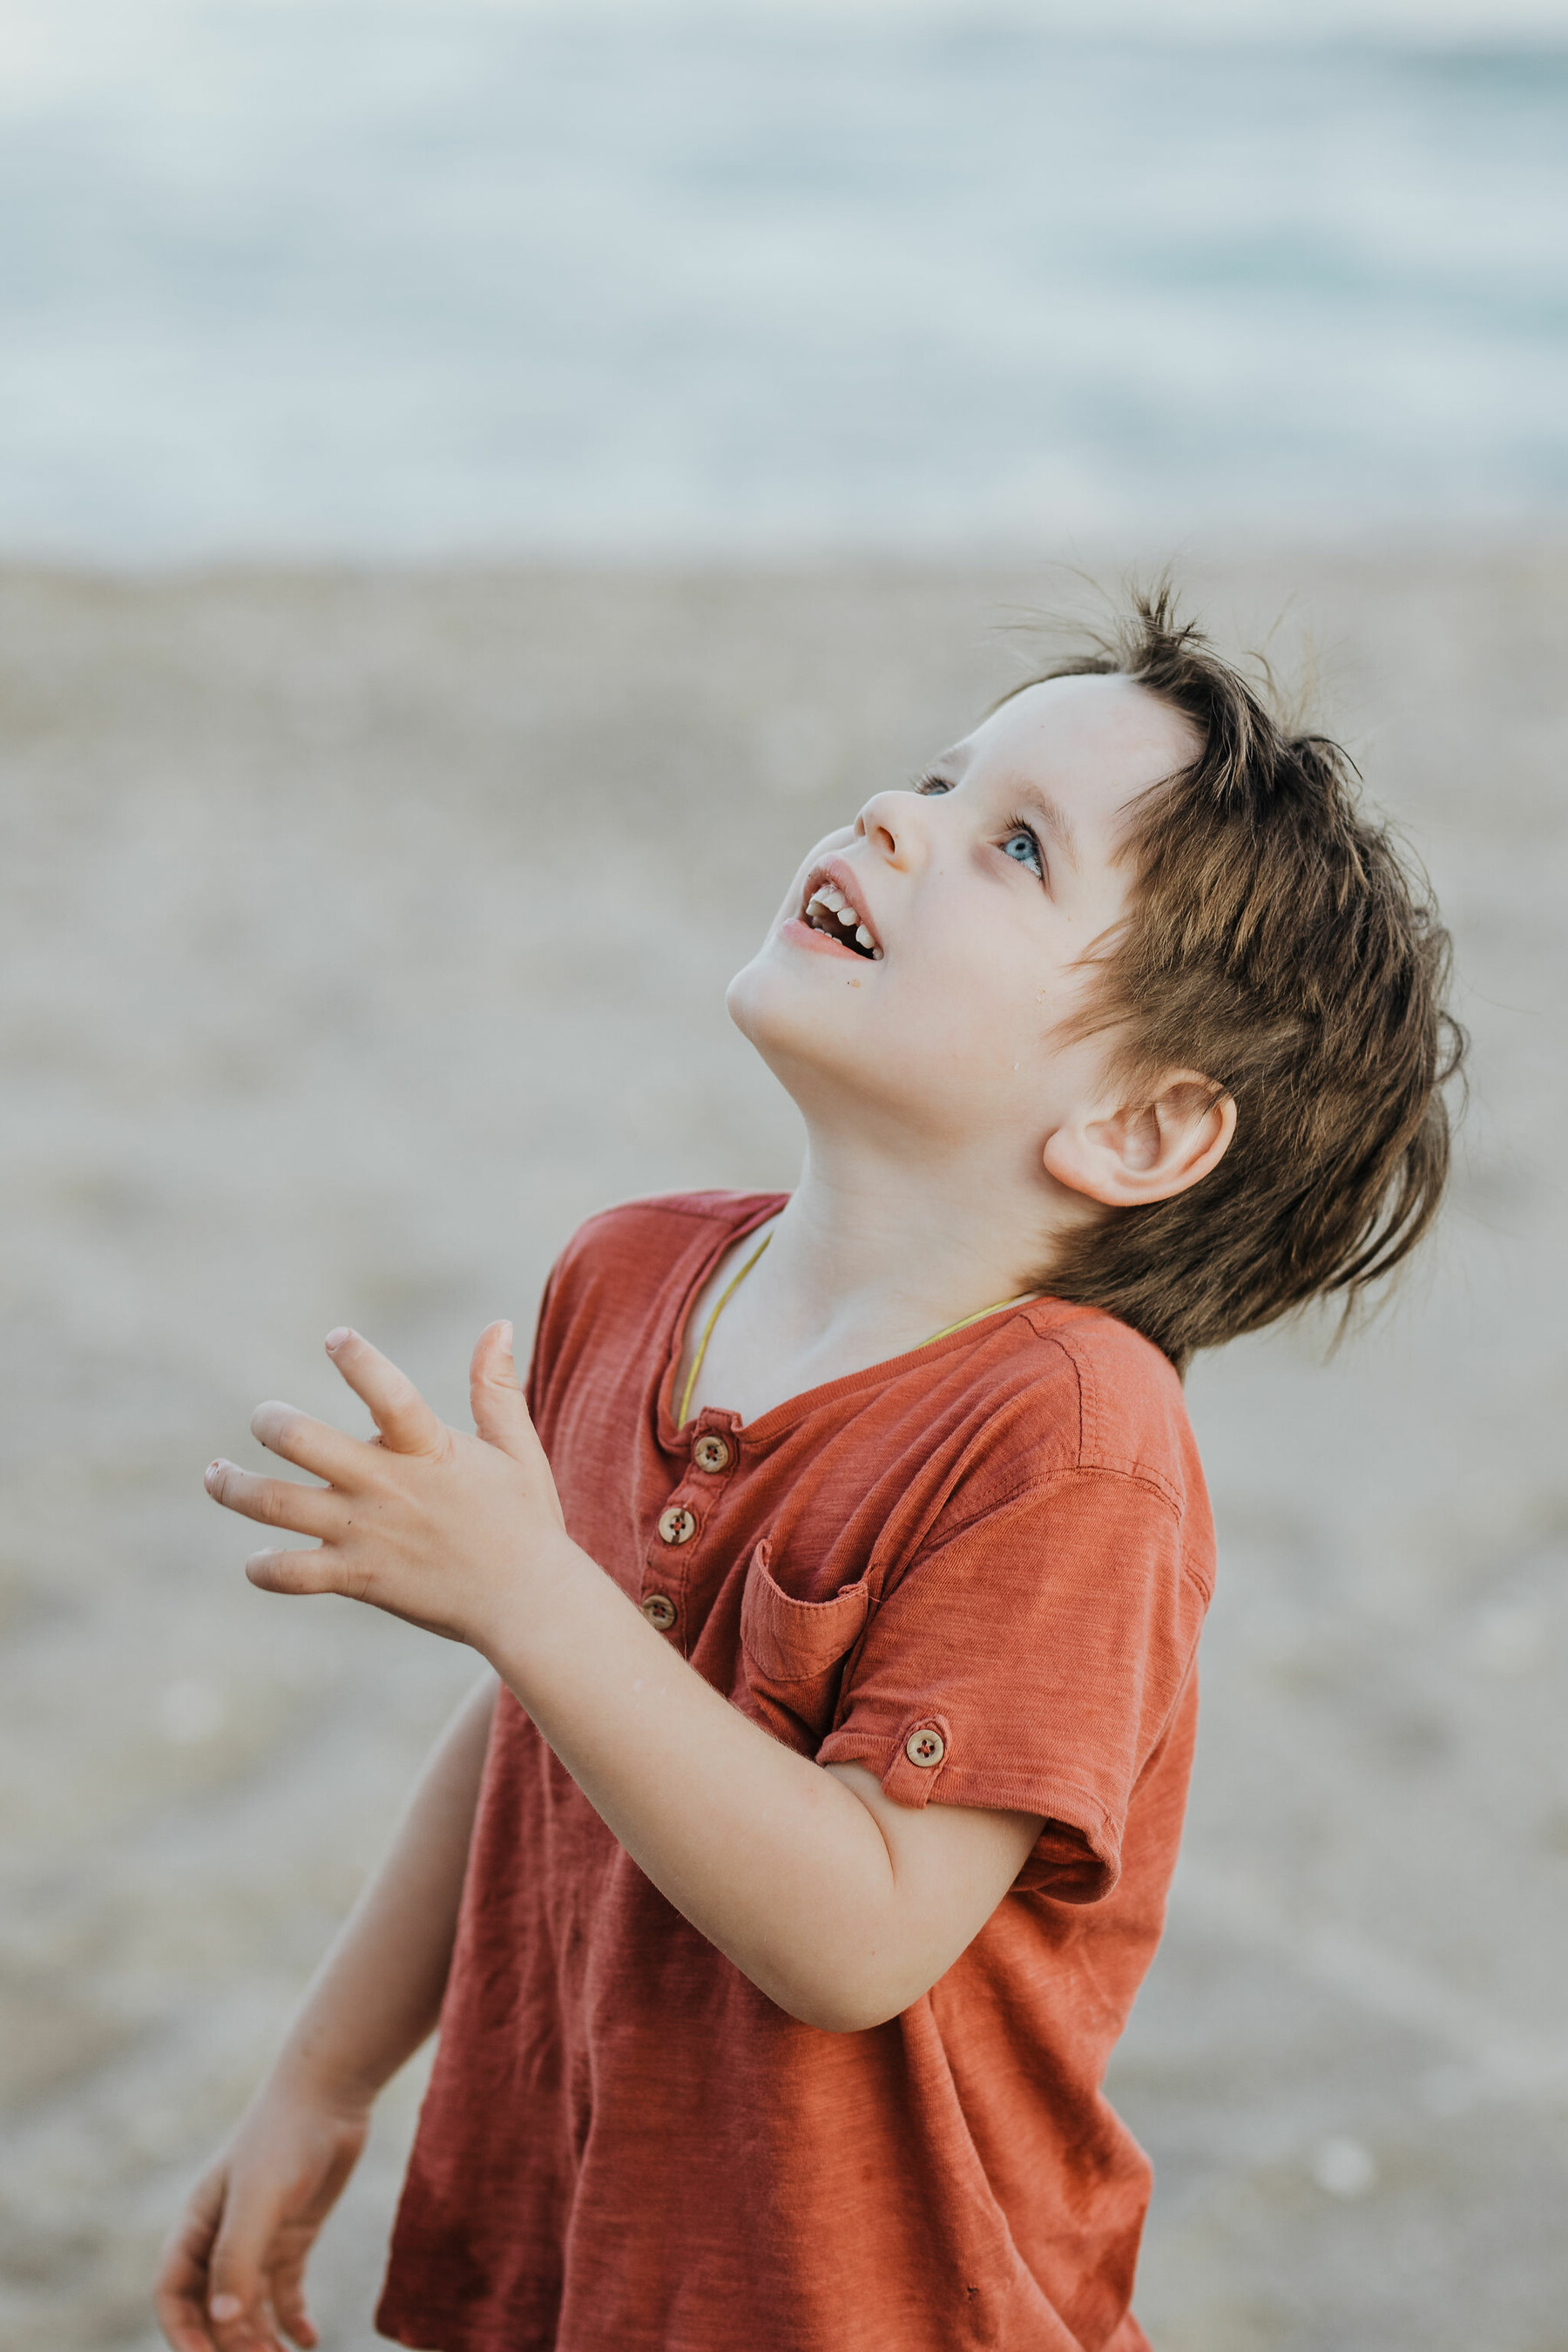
[1000,815,1045,881]
[911,776,1047,882]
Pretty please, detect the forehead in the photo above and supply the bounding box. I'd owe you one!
[955,673,1199,836]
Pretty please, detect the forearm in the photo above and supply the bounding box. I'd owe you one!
[483,1540,943,2031]
[214,1327,1036,2039]
[271,1671,497,2105]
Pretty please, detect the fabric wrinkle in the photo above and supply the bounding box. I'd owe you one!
[376,1190,1214,2352]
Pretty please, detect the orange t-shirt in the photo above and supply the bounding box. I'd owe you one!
[376,1192,1214,2352]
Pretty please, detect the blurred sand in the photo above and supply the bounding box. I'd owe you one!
[0,551,1565,2351]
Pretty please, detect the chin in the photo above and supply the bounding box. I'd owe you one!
[727,937,798,1058]
[728,936,854,1088]
[727,943,931,1146]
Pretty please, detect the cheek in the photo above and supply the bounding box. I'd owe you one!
[868,951,1044,1111]
[903,917,1046,1048]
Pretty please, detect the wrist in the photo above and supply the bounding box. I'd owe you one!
[472,1525,605,1688]
[267,2033,384,2120]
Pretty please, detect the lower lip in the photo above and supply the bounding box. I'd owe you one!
[781,914,875,963]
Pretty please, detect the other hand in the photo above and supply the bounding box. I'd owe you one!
[153,2079,369,2352]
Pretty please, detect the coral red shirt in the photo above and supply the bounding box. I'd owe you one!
[376,1192,1214,2352]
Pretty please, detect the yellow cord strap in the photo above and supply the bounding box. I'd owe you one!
[920,1290,1045,1346]
[679,1234,774,1427]
[678,1232,1042,1426]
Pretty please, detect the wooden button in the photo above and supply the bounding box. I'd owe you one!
[642,1593,677,1631]
[657,1504,698,1546]
[692,1432,732,1474]
[904,1727,945,1768]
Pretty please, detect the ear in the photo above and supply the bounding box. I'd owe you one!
[1042,1072,1235,1210]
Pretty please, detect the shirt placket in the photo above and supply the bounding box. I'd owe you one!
[639,1409,744,1657]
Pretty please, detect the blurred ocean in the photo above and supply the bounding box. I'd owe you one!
[0,1,1565,557]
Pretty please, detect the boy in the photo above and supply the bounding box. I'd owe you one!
[156,590,1457,2352]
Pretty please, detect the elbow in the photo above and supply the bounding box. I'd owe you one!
[808,1997,906,2036]
[769,1970,917,2037]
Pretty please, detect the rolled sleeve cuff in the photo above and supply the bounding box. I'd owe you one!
[817,1719,1123,1901]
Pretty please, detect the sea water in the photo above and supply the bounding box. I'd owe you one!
[0,1,1565,557]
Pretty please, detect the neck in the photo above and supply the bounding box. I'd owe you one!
[753,1117,1057,1354]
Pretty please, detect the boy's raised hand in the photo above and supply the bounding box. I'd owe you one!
[205,1322,567,1649]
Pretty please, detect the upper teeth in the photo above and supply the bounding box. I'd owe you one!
[806,882,882,958]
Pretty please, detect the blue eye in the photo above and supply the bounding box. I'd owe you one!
[1003,826,1044,879]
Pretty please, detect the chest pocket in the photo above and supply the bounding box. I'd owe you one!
[739,1539,871,1751]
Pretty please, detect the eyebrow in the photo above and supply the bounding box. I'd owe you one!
[934,745,1082,875]
[1010,778,1081,874]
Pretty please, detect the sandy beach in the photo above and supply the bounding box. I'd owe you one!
[1,547,1565,2351]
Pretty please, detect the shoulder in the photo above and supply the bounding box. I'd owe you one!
[930,1300,1212,1578]
[550,1189,781,1294]
[1020,1301,1195,1493]
[525,1189,782,1422]
[534,1189,783,1355]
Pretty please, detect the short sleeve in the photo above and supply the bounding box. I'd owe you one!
[815,1469,1208,1903]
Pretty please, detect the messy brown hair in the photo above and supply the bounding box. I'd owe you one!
[1019,585,1463,1372]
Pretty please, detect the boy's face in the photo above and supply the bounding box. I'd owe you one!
[728,674,1199,1173]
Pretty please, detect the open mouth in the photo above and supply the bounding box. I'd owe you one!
[800,872,882,960]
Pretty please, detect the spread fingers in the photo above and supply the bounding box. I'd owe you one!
[248,1400,365,1484]
[322,1328,445,1457]
[205,1460,344,1540]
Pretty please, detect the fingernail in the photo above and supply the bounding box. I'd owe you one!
[209,2295,242,2322]
[324,1327,351,1351]
[205,1460,224,1485]
[500,1320,514,1353]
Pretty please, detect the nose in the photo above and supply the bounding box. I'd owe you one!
[854,787,931,868]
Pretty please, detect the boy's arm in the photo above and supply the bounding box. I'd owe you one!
[490,1588,1041,2032]
[206,1327,1042,2038]
[154,1671,495,2352]
[270,1665,496,2099]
